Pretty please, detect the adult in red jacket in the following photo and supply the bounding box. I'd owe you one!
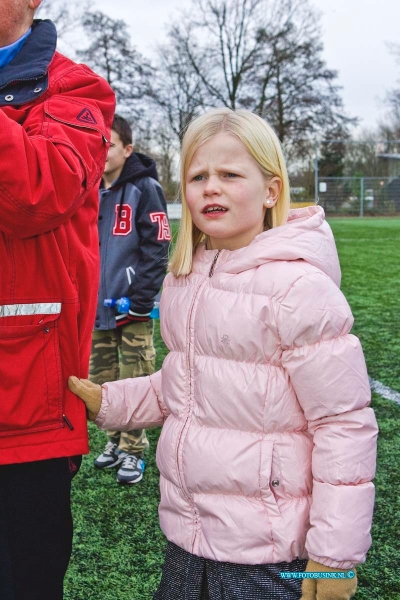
[0,2,115,599]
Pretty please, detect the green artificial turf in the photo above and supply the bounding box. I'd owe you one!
[65,218,400,599]
[325,218,400,599]
[65,323,168,600]
[329,218,400,391]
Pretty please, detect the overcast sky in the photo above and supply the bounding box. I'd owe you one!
[94,0,400,132]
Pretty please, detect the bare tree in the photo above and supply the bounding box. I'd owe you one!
[77,11,152,121]
[171,0,263,110]
[130,117,179,202]
[163,0,354,157]
[380,43,400,150]
[152,124,180,201]
[254,0,355,151]
[36,0,89,55]
[150,30,205,144]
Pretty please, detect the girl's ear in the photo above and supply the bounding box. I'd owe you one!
[263,177,282,208]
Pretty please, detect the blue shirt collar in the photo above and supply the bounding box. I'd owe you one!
[0,28,32,69]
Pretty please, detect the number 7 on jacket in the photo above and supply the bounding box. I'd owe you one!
[150,212,171,241]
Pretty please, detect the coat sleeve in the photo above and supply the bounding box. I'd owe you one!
[95,369,169,431]
[277,271,378,569]
[0,64,115,239]
[127,178,170,316]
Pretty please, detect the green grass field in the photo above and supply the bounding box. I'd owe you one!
[65,218,400,599]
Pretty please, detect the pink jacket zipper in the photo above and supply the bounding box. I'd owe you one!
[175,250,220,551]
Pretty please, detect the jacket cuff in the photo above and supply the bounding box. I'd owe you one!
[307,553,356,570]
[94,386,109,429]
[129,308,151,318]
[115,311,151,327]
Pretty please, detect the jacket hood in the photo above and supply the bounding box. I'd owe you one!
[113,152,159,187]
[196,206,341,287]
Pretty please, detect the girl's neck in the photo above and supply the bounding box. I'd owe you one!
[204,227,267,252]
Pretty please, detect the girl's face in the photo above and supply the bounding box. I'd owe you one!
[185,133,280,251]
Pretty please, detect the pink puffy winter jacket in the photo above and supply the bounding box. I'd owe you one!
[96,206,378,568]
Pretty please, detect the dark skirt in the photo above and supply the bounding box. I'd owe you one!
[154,542,307,600]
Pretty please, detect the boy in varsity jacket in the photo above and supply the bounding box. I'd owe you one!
[89,114,170,484]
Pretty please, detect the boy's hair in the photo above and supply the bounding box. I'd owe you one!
[169,108,291,277]
[112,114,133,146]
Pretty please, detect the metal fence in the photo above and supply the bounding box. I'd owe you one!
[166,203,182,220]
[166,138,400,219]
[316,176,400,216]
[167,177,400,219]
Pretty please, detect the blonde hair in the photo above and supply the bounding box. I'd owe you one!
[169,108,290,276]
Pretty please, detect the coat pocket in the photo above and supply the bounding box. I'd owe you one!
[0,305,63,436]
[259,440,281,516]
[44,97,109,188]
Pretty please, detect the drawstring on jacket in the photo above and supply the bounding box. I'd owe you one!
[118,183,126,218]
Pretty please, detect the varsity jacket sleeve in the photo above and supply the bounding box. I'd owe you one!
[0,64,115,239]
[127,177,171,318]
[278,271,378,569]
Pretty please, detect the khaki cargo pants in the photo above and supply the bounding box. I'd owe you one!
[89,320,156,457]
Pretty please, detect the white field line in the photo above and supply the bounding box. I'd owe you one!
[370,378,400,406]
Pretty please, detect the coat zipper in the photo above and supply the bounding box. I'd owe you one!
[175,277,207,501]
[175,250,220,551]
[62,414,74,430]
[176,249,220,492]
[208,250,220,277]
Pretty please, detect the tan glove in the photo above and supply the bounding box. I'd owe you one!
[300,559,357,600]
[68,376,102,421]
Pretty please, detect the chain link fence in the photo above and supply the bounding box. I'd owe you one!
[316,176,400,216]
[289,139,400,216]
[167,175,400,220]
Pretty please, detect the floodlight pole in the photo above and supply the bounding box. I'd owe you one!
[314,141,319,204]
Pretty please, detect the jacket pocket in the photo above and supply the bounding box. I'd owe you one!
[0,306,63,436]
[44,97,109,188]
[259,440,281,516]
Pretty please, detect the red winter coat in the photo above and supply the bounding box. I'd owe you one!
[0,20,115,464]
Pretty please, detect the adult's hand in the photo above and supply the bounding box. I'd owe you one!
[68,376,102,421]
[301,559,357,600]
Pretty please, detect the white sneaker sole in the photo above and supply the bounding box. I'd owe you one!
[117,472,144,484]
[95,456,123,469]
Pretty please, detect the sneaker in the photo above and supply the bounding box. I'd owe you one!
[117,454,145,484]
[94,441,123,469]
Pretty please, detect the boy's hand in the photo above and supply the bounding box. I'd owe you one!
[68,376,102,421]
[301,559,357,599]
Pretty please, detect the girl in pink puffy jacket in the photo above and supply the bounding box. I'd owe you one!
[69,108,378,600]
